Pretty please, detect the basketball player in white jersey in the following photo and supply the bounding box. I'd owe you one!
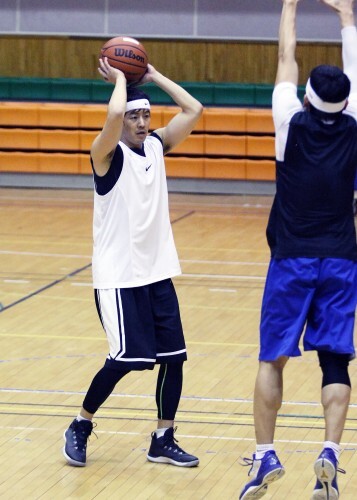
[63,58,203,467]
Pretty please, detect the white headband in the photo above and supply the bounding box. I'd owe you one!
[125,98,151,113]
[305,78,347,113]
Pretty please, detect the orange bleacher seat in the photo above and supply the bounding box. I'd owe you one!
[165,157,205,178]
[79,153,92,174]
[0,102,39,127]
[79,105,107,129]
[204,158,246,180]
[246,136,275,157]
[38,104,80,128]
[0,151,40,172]
[204,108,246,133]
[246,159,275,180]
[205,134,246,156]
[171,134,205,155]
[149,106,164,130]
[0,101,279,183]
[162,107,179,123]
[0,128,39,149]
[80,130,98,151]
[38,153,80,174]
[246,109,274,133]
[39,129,80,150]
[162,106,204,132]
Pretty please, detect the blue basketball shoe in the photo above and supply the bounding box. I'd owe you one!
[147,427,199,467]
[239,450,285,499]
[63,418,94,466]
[312,448,345,499]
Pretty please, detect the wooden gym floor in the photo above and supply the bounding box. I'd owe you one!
[0,187,356,499]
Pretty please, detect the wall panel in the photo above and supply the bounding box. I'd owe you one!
[0,0,350,41]
[0,37,343,85]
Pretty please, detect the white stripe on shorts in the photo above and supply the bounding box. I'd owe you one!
[109,356,156,363]
[98,289,157,364]
[98,289,126,360]
[156,348,187,357]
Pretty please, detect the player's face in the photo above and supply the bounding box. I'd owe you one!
[122,109,151,148]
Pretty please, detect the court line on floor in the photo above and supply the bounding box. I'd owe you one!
[0,250,268,268]
[182,273,265,280]
[0,192,272,209]
[2,401,357,426]
[0,263,92,312]
[0,211,196,312]
[0,424,355,450]
[0,410,341,430]
[1,387,357,408]
[0,333,258,345]
[0,249,91,259]
[0,422,357,453]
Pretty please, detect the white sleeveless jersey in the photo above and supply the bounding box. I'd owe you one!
[92,135,181,288]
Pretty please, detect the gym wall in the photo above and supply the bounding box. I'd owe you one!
[0,0,345,84]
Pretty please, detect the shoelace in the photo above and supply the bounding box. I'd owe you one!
[239,456,261,476]
[73,421,98,450]
[240,457,254,468]
[91,422,98,440]
[162,427,186,455]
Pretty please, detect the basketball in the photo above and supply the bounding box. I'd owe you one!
[100,36,148,83]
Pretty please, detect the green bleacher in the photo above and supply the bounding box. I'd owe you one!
[0,77,306,106]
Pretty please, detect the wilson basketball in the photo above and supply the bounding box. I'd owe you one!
[100,36,148,82]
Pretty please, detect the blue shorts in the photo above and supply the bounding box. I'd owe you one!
[260,258,357,361]
[95,278,187,371]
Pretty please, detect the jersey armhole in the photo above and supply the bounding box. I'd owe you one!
[92,145,124,196]
[150,131,164,147]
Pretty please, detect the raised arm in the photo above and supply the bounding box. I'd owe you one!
[275,0,300,86]
[322,1,356,86]
[321,0,355,27]
[90,57,127,176]
[321,0,357,115]
[139,64,203,154]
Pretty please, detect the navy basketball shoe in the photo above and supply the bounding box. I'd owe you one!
[63,418,94,466]
[147,427,199,467]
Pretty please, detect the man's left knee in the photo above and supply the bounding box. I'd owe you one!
[318,350,351,388]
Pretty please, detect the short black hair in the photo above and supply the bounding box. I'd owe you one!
[126,86,150,103]
[308,65,350,120]
[310,65,350,103]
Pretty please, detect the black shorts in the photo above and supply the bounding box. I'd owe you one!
[95,278,187,371]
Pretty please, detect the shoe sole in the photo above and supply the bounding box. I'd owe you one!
[240,467,285,500]
[147,454,199,467]
[62,431,86,467]
[312,458,338,500]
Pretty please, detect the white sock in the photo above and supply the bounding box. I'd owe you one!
[324,441,341,460]
[76,414,92,422]
[155,427,170,438]
[255,443,275,460]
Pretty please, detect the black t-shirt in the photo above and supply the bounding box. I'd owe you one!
[267,111,357,260]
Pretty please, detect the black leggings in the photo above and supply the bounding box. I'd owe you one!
[82,361,184,420]
[156,362,183,420]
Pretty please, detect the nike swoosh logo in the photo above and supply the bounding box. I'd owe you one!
[145,164,152,171]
